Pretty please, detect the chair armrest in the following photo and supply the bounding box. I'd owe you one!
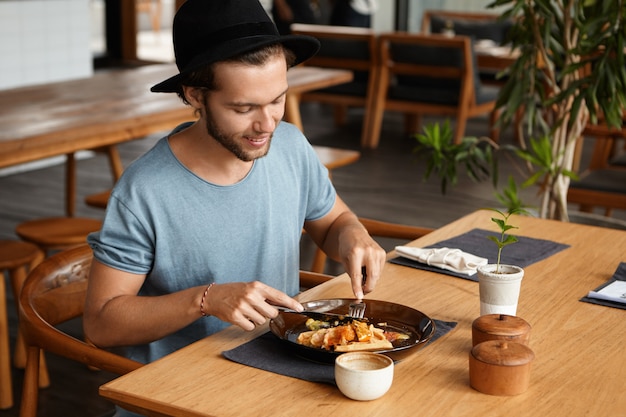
[299,270,334,289]
[358,217,434,241]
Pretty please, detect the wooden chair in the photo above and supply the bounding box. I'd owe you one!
[579,120,626,171]
[15,144,117,258]
[0,240,49,410]
[17,245,143,417]
[303,217,434,278]
[0,241,48,410]
[567,169,626,216]
[567,117,626,216]
[363,33,500,149]
[15,217,102,255]
[421,10,512,43]
[290,23,378,147]
[298,270,335,290]
[420,10,514,86]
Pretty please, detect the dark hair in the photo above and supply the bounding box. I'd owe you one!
[177,43,297,104]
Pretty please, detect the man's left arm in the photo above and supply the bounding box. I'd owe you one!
[304,196,386,299]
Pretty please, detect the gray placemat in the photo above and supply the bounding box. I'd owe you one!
[580,262,626,310]
[390,228,570,282]
[222,319,457,385]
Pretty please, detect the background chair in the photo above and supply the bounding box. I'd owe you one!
[421,10,513,43]
[290,23,378,147]
[0,241,48,410]
[363,33,500,149]
[14,145,119,258]
[18,245,142,417]
[421,10,514,86]
[567,116,626,217]
[567,169,626,217]
[15,217,102,256]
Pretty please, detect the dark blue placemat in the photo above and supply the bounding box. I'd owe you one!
[390,228,570,282]
[580,262,626,310]
[222,319,457,385]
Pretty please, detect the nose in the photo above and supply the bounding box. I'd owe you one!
[254,106,280,132]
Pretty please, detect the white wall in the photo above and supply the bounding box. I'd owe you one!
[372,1,395,32]
[0,0,92,90]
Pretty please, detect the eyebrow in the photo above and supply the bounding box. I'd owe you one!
[227,88,289,108]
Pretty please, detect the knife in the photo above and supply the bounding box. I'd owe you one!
[275,306,367,322]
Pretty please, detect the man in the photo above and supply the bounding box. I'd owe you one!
[330,0,378,28]
[84,0,385,396]
[272,0,320,35]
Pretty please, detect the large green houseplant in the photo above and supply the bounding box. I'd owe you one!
[416,0,626,221]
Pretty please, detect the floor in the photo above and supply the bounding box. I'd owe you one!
[1,90,625,416]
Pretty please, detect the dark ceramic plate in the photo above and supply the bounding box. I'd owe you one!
[269,298,435,364]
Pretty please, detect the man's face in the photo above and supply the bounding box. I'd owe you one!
[199,54,289,162]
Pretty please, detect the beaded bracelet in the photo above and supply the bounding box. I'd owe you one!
[200,283,215,317]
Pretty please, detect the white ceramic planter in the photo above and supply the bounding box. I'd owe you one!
[477,264,524,316]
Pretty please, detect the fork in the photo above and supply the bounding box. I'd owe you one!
[348,266,367,319]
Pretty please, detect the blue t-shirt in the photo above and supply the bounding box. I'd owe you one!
[87,121,336,364]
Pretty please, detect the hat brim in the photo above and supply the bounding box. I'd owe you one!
[150,34,320,93]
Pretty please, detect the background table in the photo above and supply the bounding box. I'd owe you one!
[0,64,353,215]
[100,211,626,417]
[0,64,352,169]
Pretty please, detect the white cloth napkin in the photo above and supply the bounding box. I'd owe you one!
[587,280,626,305]
[395,246,488,276]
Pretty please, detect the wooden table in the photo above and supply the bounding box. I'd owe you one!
[474,41,519,71]
[100,211,626,416]
[0,64,352,169]
[0,64,353,214]
[0,65,191,170]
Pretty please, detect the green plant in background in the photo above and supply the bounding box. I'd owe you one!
[413,122,553,214]
[494,175,526,213]
[413,120,499,195]
[414,1,626,221]
[487,0,626,220]
[484,207,524,273]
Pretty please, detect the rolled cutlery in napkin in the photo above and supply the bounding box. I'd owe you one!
[587,280,626,305]
[395,246,488,276]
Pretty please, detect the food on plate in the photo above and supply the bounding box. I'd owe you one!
[296,318,410,352]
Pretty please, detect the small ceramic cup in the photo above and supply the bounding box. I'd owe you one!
[334,352,394,401]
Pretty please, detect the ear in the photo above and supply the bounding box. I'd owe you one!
[182,86,205,109]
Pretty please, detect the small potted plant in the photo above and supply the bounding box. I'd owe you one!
[477,207,525,316]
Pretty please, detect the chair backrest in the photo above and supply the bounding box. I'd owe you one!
[421,10,513,44]
[290,23,377,99]
[18,244,142,375]
[377,32,478,109]
[362,32,500,148]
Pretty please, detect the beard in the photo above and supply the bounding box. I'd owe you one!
[204,110,272,162]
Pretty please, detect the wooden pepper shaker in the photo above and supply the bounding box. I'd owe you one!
[469,340,535,396]
[472,314,531,346]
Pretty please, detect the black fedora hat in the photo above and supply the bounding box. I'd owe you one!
[151,0,320,93]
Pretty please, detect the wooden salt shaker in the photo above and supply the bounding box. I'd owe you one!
[472,314,531,347]
[469,340,534,396]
